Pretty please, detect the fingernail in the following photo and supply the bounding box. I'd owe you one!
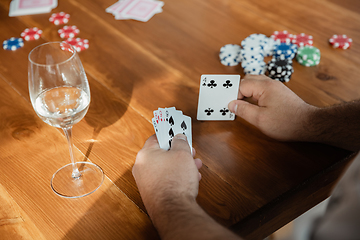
[174,134,187,141]
[233,103,237,113]
[229,101,237,113]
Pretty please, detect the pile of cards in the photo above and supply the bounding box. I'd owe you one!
[152,107,192,151]
[106,0,164,22]
[197,74,240,121]
[9,0,58,17]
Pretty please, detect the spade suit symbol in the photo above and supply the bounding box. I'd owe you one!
[181,121,187,130]
[169,128,174,138]
[169,116,175,126]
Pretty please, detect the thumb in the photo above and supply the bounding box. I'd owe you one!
[228,100,261,124]
[170,134,191,153]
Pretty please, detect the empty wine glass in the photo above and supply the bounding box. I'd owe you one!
[28,42,104,198]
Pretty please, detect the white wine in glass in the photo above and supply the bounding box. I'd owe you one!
[28,42,104,198]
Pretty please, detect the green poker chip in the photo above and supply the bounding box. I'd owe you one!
[296,46,320,67]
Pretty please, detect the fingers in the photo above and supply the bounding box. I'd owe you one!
[192,147,196,158]
[228,99,261,125]
[171,134,192,153]
[194,158,202,170]
[141,134,161,150]
[239,75,281,103]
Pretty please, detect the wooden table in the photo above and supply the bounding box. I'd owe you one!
[0,0,359,239]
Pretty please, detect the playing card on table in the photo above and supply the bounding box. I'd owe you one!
[152,107,192,151]
[9,0,57,17]
[197,74,240,121]
[121,0,163,22]
[106,0,164,22]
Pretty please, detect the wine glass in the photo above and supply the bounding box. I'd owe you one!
[28,42,104,198]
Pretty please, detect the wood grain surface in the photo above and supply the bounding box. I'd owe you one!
[0,0,359,239]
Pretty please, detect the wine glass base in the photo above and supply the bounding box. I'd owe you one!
[51,162,104,198]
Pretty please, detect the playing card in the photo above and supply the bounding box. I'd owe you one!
[162,108,182,150]
[197,74,240,121]
[121,0,164,22]
[180,115,192,150]
[111,0,135,20]
[152,107,192,151]
[9,0,57,16]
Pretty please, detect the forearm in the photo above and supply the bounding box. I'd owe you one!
[149,195,241,240]
[306,100,360,151]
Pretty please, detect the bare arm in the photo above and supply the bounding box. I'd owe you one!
[132,134,241,240]
[228,75,360,151]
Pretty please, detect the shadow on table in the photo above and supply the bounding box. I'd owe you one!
[81,77,130,162]
[62,168,159,240]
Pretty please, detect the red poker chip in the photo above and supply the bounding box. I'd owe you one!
[60,42,75,53]
[65,38,89,52]
[20,27,42,41]
[271,30,293,43]
[292,33,313,47]
[329,34,352,49]
[49,12,70,25]
[58,25,80,39]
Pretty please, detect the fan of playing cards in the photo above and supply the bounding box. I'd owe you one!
[152,107,192,151]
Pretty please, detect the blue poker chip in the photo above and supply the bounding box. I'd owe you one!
[219,44,241,66]
[3,37,24,51]
[273,42,297,59]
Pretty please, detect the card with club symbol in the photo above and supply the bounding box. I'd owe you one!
[197,74,240,121]
[152,107,192,151]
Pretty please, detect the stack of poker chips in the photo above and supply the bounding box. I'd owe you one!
[266,41,297,82]
[240,34,271,75]
[218,30,324,82]
[296,46,321,67]
[267,55,294,82]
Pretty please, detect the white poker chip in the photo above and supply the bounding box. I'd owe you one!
[263,37,276,57]
[242,60,266,75]
[240,51,264,63]
[241,34,269,53]
[219,44,241,66]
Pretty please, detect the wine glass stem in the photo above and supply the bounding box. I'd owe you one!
[62,126,81,179]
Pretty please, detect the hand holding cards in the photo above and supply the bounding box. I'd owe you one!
[152,107,192,151]
[197,75,240,121]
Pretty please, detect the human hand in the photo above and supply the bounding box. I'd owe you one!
[132,134,202,222]
[228,75,317,142]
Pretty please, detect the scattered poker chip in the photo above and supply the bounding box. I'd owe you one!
[241,34,268,53]
[219,44,241,66]
[60,42,75,53]
[271,30,293,43]
[58,25,80,39]
[292,33,313,47]
[329,34,352,49]
[49,12,70,25]
[267,56,294,82]
[3,37,24,51]
[273,42,298,59]
[65,38,89,52]
[20,27,42,41]
[296,46,320,67]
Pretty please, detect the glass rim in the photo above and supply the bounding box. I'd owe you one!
[28,41,77,67]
